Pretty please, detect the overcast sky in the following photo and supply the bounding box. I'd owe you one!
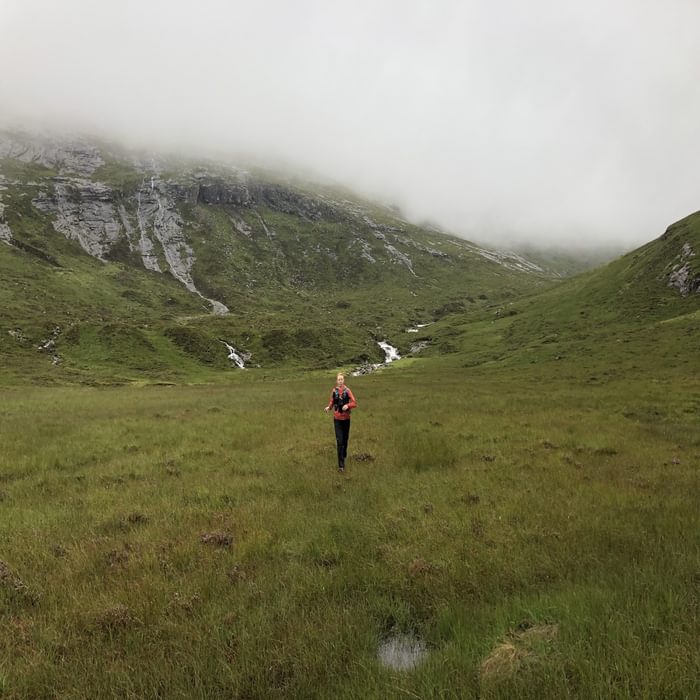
[1,0,699,250]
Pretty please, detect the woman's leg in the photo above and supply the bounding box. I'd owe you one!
[334,419,345,468]
[342,419,351,461]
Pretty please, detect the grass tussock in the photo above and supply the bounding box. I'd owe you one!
[480,623,559,682]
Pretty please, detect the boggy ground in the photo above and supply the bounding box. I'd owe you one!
[0,357,698,698]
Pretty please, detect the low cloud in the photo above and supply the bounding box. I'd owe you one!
[2,0,699,250]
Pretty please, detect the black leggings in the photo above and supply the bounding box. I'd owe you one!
[334,418,351,467]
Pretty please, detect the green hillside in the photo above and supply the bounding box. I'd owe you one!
[401,210,700,378]
[2,133,698,387]
[0,133,554,383]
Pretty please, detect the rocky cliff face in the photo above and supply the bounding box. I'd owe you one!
[0,133,104,176]
[0,130,551,318]
[0,133,233,313]
[29,174,230,314]
[32,178,122,258]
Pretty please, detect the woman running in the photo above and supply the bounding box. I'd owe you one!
[324,372,357,472]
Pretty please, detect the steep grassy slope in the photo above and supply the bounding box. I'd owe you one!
[403,211,700,377]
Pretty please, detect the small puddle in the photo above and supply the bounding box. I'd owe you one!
[377,633,428,671]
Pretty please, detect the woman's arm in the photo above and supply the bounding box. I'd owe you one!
[344,388,357,410]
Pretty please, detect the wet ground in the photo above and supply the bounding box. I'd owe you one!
[377,632,428,671]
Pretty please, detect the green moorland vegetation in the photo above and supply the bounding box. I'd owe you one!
[1,213,699,697]
[0,353,698,698]
[1,137,699,695]
[1,147,558,383]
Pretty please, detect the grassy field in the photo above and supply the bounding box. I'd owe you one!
[1,355,698,698]
[2,135,699,697]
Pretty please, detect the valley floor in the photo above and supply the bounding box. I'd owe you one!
[1,361,698,698]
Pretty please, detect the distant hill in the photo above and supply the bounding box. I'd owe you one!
[508,244,625,278]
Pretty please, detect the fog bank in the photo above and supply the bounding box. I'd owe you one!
[2,0,699,250]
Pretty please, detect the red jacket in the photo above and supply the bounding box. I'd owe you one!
[328,386,357,420]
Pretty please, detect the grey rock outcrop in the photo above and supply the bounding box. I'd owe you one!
[256,184,326,221]
[30,171,229,314]
[0,190,12,244]
[196,179,252,206]
[0,133,103,176]
[409,340,430,354]
[129,176,229,314]
[33,179,122,259]
[0,221,11,244]
[384,242,416,276]
[230,214,252,238]
[668,242,699,296]
[473,246,544,273]
[37,326,62,365]
[354,236,376,263]
[165,182,200,204]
